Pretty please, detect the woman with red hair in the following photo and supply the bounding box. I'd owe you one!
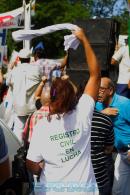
[26,28,101,195]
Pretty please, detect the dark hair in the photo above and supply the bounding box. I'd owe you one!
[49,78,77,115]
[33,48,46,59]
[20,58,30,63]
[108,79,115,95]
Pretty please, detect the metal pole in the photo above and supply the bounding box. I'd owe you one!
[23,0,31,50]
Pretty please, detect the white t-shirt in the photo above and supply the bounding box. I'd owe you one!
[8,63,42,116]
[27,94,98,195]
[112,45,130,84]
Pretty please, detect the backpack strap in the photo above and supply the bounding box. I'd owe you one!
[23,113,33,150]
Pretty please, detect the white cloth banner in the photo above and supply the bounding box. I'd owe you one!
[12,23,81,50]
[0,6,25,29]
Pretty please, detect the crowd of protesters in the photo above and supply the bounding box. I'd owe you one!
[0,27,130,195]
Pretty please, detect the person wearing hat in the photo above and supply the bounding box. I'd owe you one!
[7,48,43,142]
[26,28,101,195]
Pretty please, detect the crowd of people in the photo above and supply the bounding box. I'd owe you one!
[0,27,130,195]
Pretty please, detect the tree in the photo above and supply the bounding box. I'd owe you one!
[0,0,129,58]
[0,0,21,13]
[31,0,92,57]
[113,9,129,35]
[0,0,92,58]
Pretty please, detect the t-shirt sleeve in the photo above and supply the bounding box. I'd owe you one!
[112,46,125,62]
[0,127,8,163]
[27,121,44,163]
[77,94,95,130]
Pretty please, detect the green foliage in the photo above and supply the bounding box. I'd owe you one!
[31,0,91,57]
[113,9,129,35]
[35,0,91,27]
[0,0,8,13]
[0,0,21,13]
[0,0,129,58]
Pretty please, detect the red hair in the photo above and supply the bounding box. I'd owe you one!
[49,78,77,115]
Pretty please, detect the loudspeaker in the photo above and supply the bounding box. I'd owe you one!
[66,69,89,87]
[68,43,115,71]
[66,68,111,86]
[68,19,120,71]
[74,19,119,44]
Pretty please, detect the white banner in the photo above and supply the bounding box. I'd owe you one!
[12,23,81,51]
[0,7,24,29]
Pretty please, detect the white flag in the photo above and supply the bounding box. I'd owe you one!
[12,23,80,51]
[0,7,24,29]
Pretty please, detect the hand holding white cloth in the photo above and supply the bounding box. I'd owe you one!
[64,34,80,50]
[12,23,81,51]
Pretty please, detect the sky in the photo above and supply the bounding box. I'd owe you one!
[113,0,127,16]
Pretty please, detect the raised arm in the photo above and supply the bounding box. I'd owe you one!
[73,28,101,101]
[0,69,3,86]
[59,52,68,70]
[34,76,47,101]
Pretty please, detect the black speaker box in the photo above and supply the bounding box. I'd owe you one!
[68,43,115,71]
[66,69,89,86]
[68,19,120,71]
[74,19,119,44]
[66,69,110,87]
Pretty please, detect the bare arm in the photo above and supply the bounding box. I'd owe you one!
[128,80,130,89]
[0,69,3,86]
[111,58,118,65]
[101,107,119,116]
[59,52,68,70]
[73,29,101,101]
[34,76,47,100]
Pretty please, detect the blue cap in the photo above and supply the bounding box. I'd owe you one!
[34,42,44,51]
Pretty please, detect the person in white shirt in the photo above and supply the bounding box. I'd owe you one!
[26,28,101,195]
[7,48,42,142]
[111,40,130,98]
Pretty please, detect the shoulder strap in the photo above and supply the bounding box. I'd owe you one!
[23,113,33,149]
